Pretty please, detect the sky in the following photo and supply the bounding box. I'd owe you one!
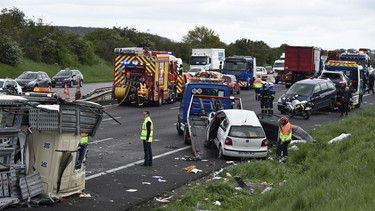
[2,0,375,51]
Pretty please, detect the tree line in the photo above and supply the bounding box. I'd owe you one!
[1,7,370,69]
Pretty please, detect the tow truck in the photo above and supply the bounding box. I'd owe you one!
[176,72,242,159]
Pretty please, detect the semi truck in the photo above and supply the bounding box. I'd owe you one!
[272,53,285,84]
[189,48,225,71]
[222,56,257,89]
[283,46,321,88]
[112,47,184,106]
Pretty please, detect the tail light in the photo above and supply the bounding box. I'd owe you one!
[224,137,233,145]
[261,138,268,147]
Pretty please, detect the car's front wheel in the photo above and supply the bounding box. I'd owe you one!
[79,80,83,87]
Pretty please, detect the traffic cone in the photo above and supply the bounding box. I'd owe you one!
[64,83,70,101]
[75,84,81,100]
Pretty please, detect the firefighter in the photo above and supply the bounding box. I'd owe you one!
[340,86,353,117]
[267,82,276,114]
[277,116,292,162]
[259,81,269,114]
[253,76,263,101]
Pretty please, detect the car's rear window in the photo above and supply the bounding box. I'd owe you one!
[322,73,341,79]
[56,71,72,76]
[286,84,314,96]
[229,125,265,138]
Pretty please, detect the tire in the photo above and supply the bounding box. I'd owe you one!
[236,89,240,94]
[176,121,183,136]
[157,90,163,106]
[69,81,73,88]
[79,80,83,87]
[303,111,310,120]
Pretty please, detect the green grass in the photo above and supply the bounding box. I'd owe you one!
[0,58,113,83]
[152,107,375,211]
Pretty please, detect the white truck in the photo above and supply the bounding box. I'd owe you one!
[272,53,285,84]
[189,48,225,71]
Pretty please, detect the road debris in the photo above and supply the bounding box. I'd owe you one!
[154,195,173,203]
[184,165,202,173]
[125,189,138,192]
[328,133,351,144]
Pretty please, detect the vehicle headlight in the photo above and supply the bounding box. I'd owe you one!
[27,81,36,86]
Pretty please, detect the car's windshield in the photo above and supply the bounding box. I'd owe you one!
[56,71,72,76]
[286,84,314,96]
[223,76,231,82]
[273,62,284,68]
[223,60,247,70]
[229,125,265,138]
[190,56,207,65]
[18,73,37,79]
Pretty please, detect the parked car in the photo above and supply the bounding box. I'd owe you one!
[277,78,336,114]
[206,109,268,159]
[187,67,206,77]
[222,74,240,94]
[318,70,350,89]
[15,71,51,92]
[51,69,84,87]
[256,66,268,81]
[0,78,22,95]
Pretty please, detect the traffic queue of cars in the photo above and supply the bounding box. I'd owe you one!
[1,69,84,96]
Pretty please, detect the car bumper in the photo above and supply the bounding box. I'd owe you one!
[223,147,267,158]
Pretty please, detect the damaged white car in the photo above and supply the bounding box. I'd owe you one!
[206,110,268,159]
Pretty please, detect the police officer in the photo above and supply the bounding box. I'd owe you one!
[253,76,263,101]
[259,81,269,114]
[267,82,276,114]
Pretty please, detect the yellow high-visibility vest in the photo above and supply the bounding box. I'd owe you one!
[140,117,153,142]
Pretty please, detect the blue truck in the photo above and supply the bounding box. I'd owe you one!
[222,56,257,89]
[176,77,242,159]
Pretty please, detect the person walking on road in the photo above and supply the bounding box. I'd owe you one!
[276,116,292,163]
[368,71,375,94]
[259,82,269,113]
[140,110,153,166]
[253,76,263,101]
[267,82,276,114]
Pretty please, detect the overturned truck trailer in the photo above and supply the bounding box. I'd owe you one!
[0,93,103,207]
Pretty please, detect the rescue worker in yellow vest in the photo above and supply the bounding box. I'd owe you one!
[140,110,153,166]
[253,76,263,101]
[76,133,88,169]
[138,77,148,107]
[276,116,292,162]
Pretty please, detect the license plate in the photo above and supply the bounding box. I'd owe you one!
[238,151,254,155]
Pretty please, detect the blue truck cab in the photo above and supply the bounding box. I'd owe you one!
[222,56,257,89]
[176,78,232,138]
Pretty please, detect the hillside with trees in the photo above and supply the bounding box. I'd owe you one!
[1,7,372,80]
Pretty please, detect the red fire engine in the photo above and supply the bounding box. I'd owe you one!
[113,47,183,106]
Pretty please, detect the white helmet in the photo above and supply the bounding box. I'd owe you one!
[268,82,274,86]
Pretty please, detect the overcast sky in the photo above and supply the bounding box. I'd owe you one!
[2,0,375,50]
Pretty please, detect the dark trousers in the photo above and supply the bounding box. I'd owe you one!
[276,141,290,158]
[143,140,152,165]
[260,99,268,113]
[255,88,260,100]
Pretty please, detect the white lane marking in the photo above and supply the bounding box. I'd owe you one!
[170,106,180,110]
[102,117,121,121]
[85,146,191,181]
[89,138,113,145]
